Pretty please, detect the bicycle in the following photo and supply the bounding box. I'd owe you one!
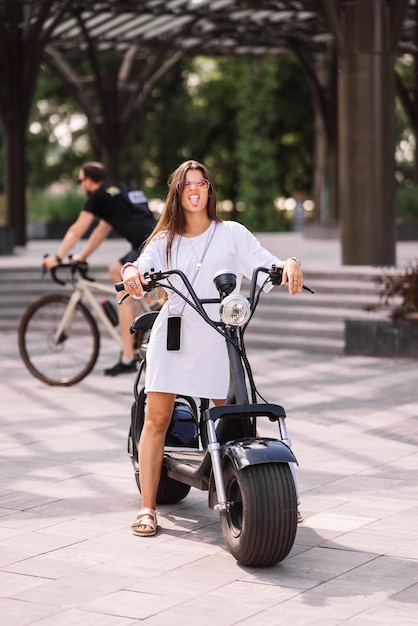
[18,260,149,386]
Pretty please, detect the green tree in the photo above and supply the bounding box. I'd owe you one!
[236,59,279,231]
[25,55,315,230]
[394,55,418,219]
[273,56,314,197]
[136,57,240,205]
[26,67,91,190]
[236,57,314,231]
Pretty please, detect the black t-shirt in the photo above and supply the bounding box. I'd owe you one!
[83,183,156,249]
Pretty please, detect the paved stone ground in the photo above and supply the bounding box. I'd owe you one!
[1,234,418,625]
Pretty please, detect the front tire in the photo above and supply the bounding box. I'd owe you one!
[18,294,100,386]
[220,461,297,567]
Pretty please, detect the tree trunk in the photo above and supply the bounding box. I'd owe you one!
[0,31,28,245]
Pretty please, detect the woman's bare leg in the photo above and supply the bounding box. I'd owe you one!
[136,391,176,531]
[135,396,224,533]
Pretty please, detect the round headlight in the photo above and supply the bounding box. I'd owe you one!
[220,294,251,326]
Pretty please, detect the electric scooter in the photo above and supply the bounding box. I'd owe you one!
[117,265,314,567]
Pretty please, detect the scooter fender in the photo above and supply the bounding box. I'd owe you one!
[222,437,298,470]
[208,438,298,509]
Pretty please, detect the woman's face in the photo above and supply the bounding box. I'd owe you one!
[179,169,210,216]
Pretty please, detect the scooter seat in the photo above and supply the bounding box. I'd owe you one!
[130,310,159,333]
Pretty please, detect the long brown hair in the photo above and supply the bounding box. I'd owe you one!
[145,160,222,260]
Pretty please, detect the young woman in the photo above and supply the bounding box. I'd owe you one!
[121,160,304,536]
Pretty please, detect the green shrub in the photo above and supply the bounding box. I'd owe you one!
[396,185,418,220]
[28,190,83,222]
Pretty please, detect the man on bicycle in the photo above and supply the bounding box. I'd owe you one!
[42,161,157,375]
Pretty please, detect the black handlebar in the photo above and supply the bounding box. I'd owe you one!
[114,265,315,298]
[115,266,315,358]
[267,265,315,294]
[43,257,92,285]
[115,281,129,292]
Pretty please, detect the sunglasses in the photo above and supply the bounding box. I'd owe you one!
[176,178,210,192]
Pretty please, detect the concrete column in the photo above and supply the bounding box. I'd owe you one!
[2,31,27,247]
[338,1,396,265]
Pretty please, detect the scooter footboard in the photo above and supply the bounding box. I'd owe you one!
[222,437,297,470]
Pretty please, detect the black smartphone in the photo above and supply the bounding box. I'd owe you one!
[167,316,182,351]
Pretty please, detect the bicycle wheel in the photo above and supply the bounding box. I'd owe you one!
[18,294,100,386]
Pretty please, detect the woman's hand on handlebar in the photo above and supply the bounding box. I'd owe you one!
[122,266,146,299]
[281,257,304,296]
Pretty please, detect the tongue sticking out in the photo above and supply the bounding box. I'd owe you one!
[189,195,199,207]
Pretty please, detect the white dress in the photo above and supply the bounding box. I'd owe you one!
[136,220,281,398]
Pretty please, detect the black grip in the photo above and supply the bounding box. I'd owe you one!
[50,266,66,285]
[114,280,152,294]
[270,265,315,294]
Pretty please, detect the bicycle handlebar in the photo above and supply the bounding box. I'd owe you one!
[43,257,92,285]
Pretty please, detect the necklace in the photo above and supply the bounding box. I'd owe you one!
[186,222,215,271]
[189,238,203,270]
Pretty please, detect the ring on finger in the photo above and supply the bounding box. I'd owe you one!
[128,281,135,288]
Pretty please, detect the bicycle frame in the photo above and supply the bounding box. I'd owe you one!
[53,275,122,349]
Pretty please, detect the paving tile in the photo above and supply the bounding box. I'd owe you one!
[243,546,376,590]
[356,512,418,540]
[321,531,411,556]
[32,608,138,625]
[3,553,96,579]
[0,598,61,625]
[301,512,377,533]
[127,552,242,598]
[239,617,339,626]
[82,589,182,620]
[0,545,39,568]
[11,570,137,608]
[387,538,418,560]
[0,570,53,596]
[331,495,417,518]
[340,554,418,587]
[343,591,418,625]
